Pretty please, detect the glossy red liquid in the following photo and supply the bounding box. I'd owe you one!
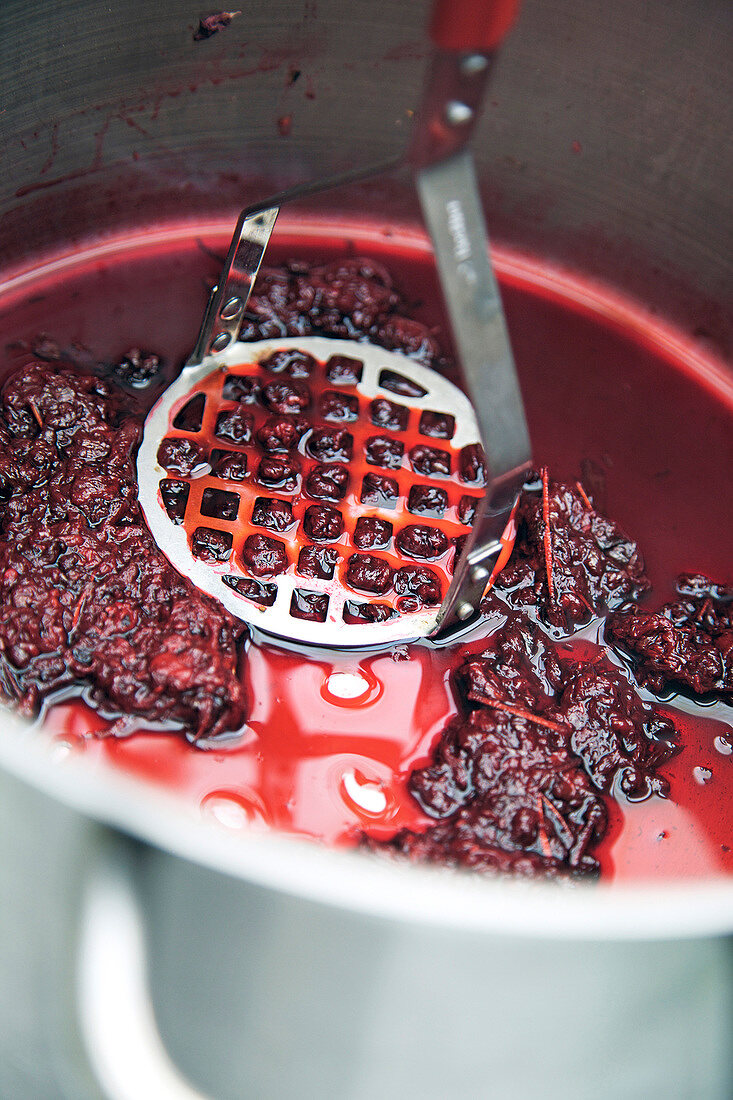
[1,220,731,882]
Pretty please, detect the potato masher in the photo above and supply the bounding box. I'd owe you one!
[137,0,532,648]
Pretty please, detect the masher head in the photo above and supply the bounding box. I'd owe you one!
[138,336,503,647]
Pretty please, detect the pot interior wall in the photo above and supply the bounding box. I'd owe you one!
[0,0,731,358]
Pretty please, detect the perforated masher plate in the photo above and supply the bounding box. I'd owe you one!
[138,336,512,647]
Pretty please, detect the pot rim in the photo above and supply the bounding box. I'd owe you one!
[2,711,732,942]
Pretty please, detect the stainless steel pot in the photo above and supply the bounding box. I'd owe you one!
[0,2,731,1098]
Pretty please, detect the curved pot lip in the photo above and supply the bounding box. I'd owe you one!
[2,713,732,942]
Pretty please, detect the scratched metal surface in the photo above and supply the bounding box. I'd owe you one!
[0,0,731,355]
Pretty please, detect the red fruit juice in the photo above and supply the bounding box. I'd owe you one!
[1,219,731,882]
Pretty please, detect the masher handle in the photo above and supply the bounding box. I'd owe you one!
[430,0,521,52]
[187,160,399,368]
[420,151,532,638]
[409,0,521,171]
[187,208,278,368]
[415,0,532,636]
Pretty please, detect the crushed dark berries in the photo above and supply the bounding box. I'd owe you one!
[419,410,455,439]
[371,618,681,876]
[320,391,359,423]
[306,426,353,462]
[365,827,580,879]
[290,589,329,622]
[111,348,163,390]
[2,256,725,888]
[606,574,733,701]
[360,473,399,507]
[222,575,277,606]
[346,554,393,594]
[0,364,245,739]
[159,479,190,524]
[303,504,344,542]
[222,374,260,403]
[157,437,207,476]
[409,444,451,478]
[305,463,349,502]
[325,355,363,385]
[210,449,248,481]
[459,621,680,799]
[256,415,307,452]
[458,443,486,485]
[241,534,288,576]
[260,348,317,378]
[353,516,392,550]
[393,566,442,606]
[493,472,650,634]
[374,706,607,878]
[458,494,478,526]
[215,407,253,445]
[407,484,447,517]
[297,545,339,580]
[370,397,409,432]
[238,257,441,361]
[343,600,396,624]
[191,527,232,563]
[557,662,680,799]
[261,379,311,415]
[256,454,300,491]
[365,435,404,469]
[251,497,294,532]
[396,524,449,561]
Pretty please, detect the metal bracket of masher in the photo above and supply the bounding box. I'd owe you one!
[188,47,532,642]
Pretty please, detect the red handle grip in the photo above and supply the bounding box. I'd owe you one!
[430,0,520,52]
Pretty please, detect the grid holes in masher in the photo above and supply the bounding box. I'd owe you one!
[156,345,485,620]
